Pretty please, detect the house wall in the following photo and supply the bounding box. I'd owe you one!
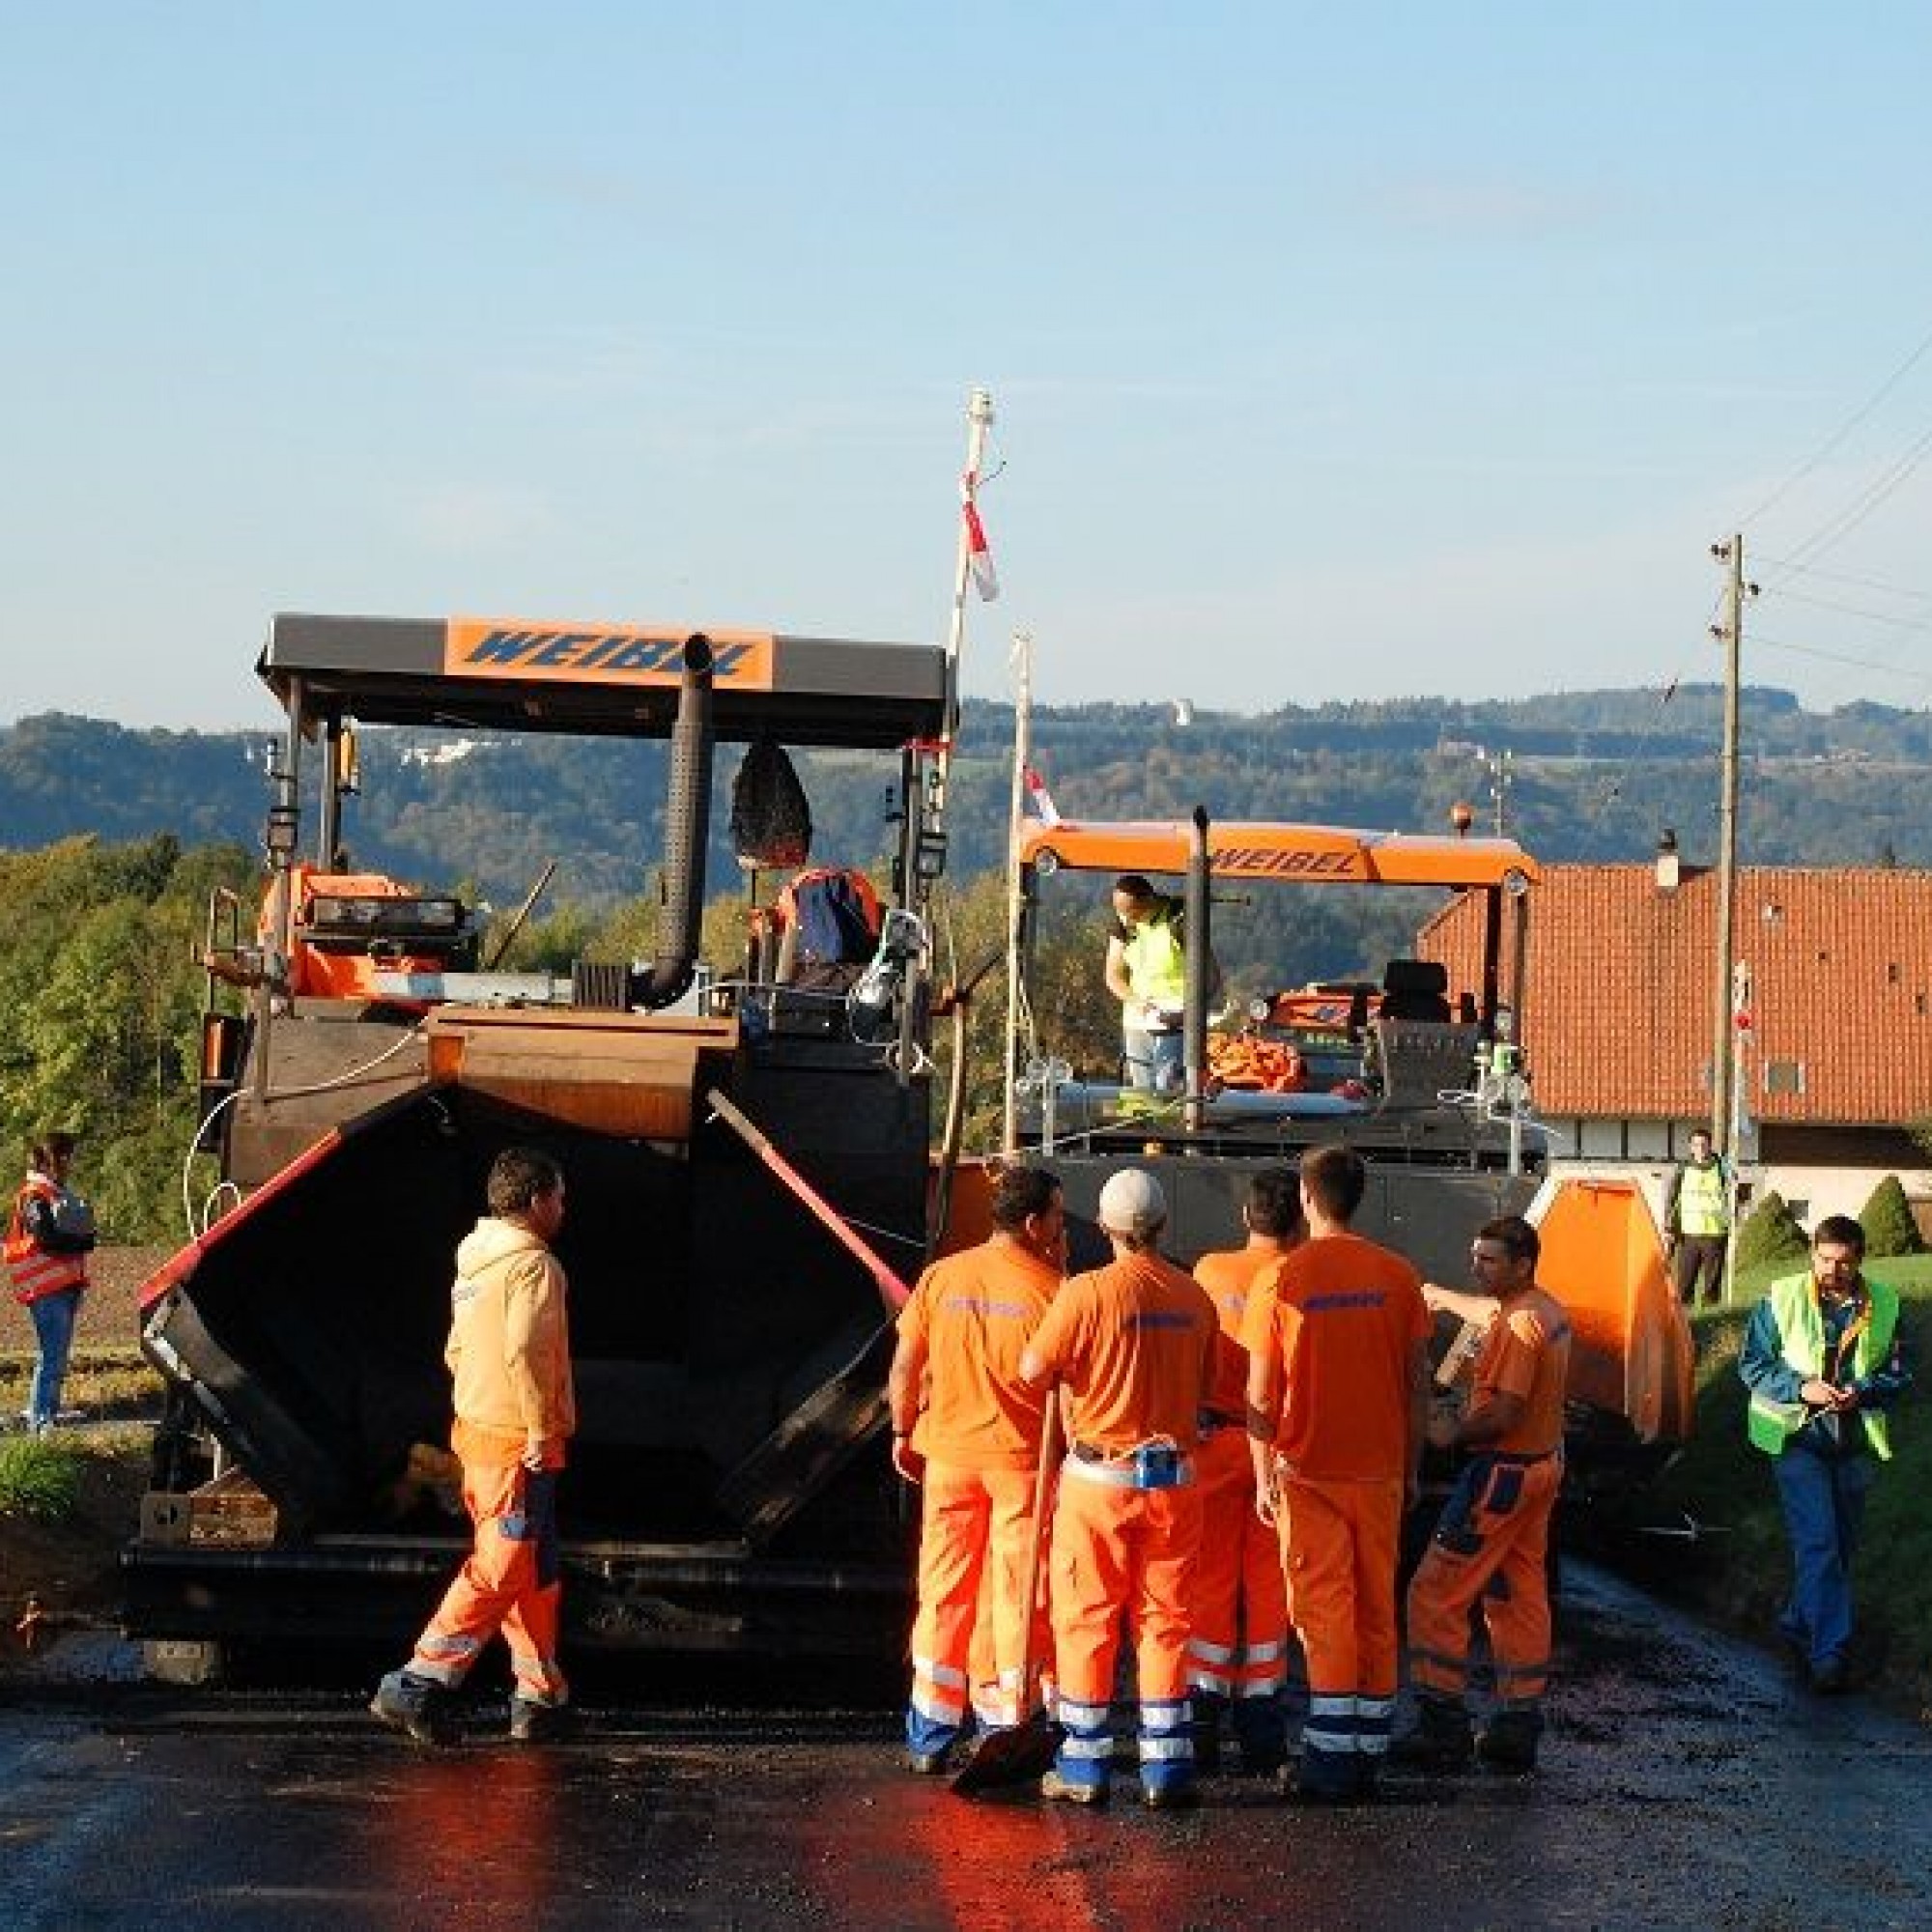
[1756,1123,1928,1170]
[1548,1118,1932,1236]
[1552,1118,1705,1162]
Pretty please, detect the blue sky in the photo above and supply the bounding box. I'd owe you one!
[7,2,1932,732]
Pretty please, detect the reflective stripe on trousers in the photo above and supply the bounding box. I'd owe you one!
[1050,1460,1203,1789]
[905,1461,1043,1752]
[1185,1427,1289,1699]
[1050,1461,1203,1705]
[411,1456,566,1706]
[1053,1692,1115,1793]
[1275,1470,1404,1771]
[1406,1453,1560,1709]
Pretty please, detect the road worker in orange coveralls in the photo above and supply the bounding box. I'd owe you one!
[1243,1143,1430,1804]
[1398,1213,1572,1775]
[1187,1167,1304,1776]
[1020,1168,1218,1809]
[372,1146,575,1746]
[889,1164,1066,1773]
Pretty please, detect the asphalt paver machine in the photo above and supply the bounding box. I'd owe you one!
[128,612,956,1661]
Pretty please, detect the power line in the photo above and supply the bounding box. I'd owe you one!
[1735,316,1932,527]
[1749,629,1932,697]
[1775,419,1932,573]
[1759,583,1932,636]
[1588,674,1706,829]
[1751,554,1932,605]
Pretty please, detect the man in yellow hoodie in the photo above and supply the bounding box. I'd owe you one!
[372,1146,576,1745]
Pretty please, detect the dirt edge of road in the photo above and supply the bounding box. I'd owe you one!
[3,1248,167,1674]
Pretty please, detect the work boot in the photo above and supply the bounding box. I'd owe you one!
[1188,1690,1226,1774]
[1231,1694,1289,1778]
[905,1748,951,1776]
[1275,1763,1360,1807]
[1040,1769,1109,1807]
[1389,1696,1474,1774]
[1474,1709,1542,1772]
[370,1669,456,1747]
[1808,1656,1850,1695]
[508,1696,573,1744]
[1141,1778,1200,1811]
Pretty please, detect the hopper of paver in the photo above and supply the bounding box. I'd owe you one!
[135,1037,929,1652]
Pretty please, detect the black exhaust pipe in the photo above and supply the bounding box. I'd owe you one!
[633,635,716,1010]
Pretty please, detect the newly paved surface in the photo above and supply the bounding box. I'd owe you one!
[3,1564,1930,1930]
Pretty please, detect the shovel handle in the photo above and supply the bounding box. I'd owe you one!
[1015,1395,1064,1710]
[706,1087,913,1313]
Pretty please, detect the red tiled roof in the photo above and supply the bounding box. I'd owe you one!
[1422,864,1932,1125]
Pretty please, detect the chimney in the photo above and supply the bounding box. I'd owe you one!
[1656,828,1681,894]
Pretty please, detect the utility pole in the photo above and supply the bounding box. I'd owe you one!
[1479,746,1514,836]
[1709,535,1755,1151]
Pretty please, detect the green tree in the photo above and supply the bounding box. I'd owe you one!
[0,834,255,1241]
[1858,1175,1924,1258]
[1735,1189,1810,1273]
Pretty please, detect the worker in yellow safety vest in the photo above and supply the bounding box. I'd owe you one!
[1104,875,1217,1096]
[1738,1215,1910,1693]
[1665,1127,1731,1308]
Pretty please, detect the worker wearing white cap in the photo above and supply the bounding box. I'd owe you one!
[1019,1168,1218,1809]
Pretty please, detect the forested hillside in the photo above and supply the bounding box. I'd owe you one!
[7,674,1932,1239]
[8,686,1932,918]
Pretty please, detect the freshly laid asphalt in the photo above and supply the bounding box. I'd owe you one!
[3,1562,1930,1931]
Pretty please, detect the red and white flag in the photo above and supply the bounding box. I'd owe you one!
[961,469,999,601]
[1023,765,1061,826]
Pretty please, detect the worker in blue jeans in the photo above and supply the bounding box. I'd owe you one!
[1738,1215,1910,1693]
[5,1132,96,1434]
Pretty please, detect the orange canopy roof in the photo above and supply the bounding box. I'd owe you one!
[1017,819,1539,891]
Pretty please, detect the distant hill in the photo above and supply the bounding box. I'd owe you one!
[7,685,1932,910]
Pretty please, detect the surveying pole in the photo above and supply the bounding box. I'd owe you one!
[1001,633,1034,1154]
[1722,960,1752,1305]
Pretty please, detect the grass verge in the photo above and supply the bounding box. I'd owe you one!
[1,1425,151,1670]
[0,1345,166,1421]
[1650,1253,1932,1712]
[0,1435,82,1522]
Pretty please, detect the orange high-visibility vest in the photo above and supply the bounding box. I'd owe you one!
[4,1178,89,1306]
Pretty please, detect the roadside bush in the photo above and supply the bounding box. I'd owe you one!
[1735,1189,1808,1273]
[0,1435,81,1522]
[1858,1175,1924,1258]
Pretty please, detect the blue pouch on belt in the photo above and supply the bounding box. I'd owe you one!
[1134,1444,1184,1490]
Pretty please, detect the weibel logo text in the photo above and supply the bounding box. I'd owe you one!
[1209,846,1362,879]
[444,623,775,688]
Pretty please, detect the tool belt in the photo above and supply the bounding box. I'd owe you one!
[1066,1440,1193,1491]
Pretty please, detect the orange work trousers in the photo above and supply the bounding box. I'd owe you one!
[1406,1454,1560,1713]
[410,1448,567,1707]
[909,1461,1043,1738]
[1049,1465,1203,1708]
[1276,1470,1404,1785]
[1186,1427,1289,1701]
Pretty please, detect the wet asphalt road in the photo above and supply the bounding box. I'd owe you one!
[4,1562,1930,1932]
